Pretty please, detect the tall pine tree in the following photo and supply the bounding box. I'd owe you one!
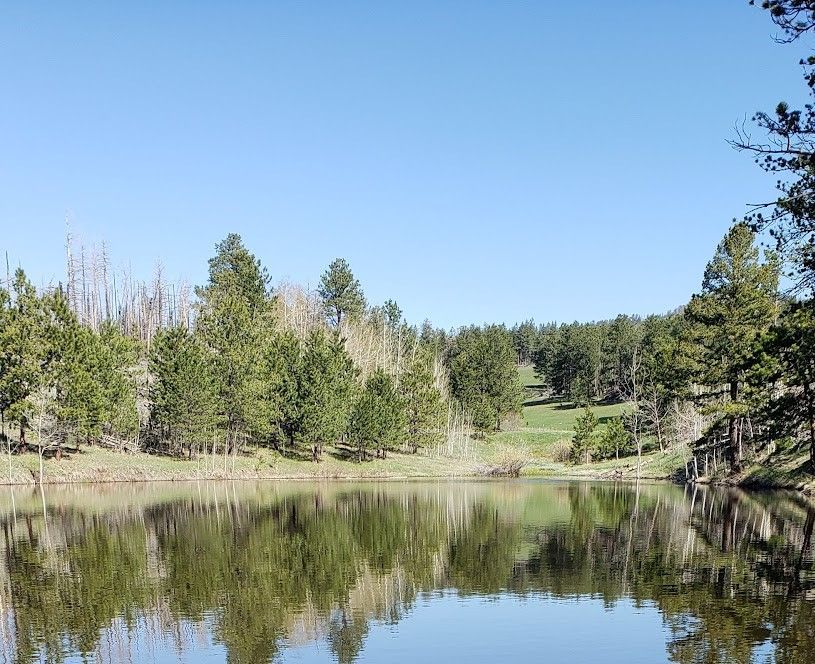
[297,329,356,461]
[449,325,522,431]
[0,270,48,447]
[759,302,815,467]
[399,350,443,453]
[318,258,366,328]
[684,223,779,470]
[195,234,272,451]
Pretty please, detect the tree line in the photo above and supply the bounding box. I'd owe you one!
[510,222,813,472]
[2,235,519,470]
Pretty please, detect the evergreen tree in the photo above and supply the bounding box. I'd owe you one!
[0,285,8,450]
[263,330,303,451]
[571,406,598,464]
[684,223,779,470]
[399,350,443,454]
[45,293,106,452]
[604,315,642,401]
[637,314,688,451]
[597,417,630,461]
[511,319,537,365]
[298,329,356,461]
[149,326,218,456]
[534,323,604,404]
[419,320,448,357]
[318,258,366,327]
[96,322,138,438]
[0,270,48,447]
[448,325,522,432]
[737,1,815,293]
[382,299,402,329]
[349,368,405,461]
[759,302,815,467]
[195,234,272,450]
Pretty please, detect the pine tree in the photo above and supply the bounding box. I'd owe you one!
[604,315,642,401]
[0,270,48,448]
[263,330,303,451]
[759,302,815,467]
[149,326,218,456]
[45,292,107,453]
[511,319,537,365]
[318,258,366,328]
[572,406,598,464]
[419,320,448,357]
[533,323,604,404]
[597,416,630,461]
[637,314,689,451]
[399,350,443,454]
[449,325,522,431]
[298,329,357,461]
[381,299,402,329]
[96,322,138,438]
[195,234,272,451]
[43,302,136,453]
[684,223,779,470]
[349,368,405,461]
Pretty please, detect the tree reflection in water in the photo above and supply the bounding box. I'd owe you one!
[0,481,812,663]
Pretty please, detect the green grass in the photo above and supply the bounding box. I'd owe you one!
[737,445,815,493]
[492,366,676,480]
[504,364,628,454]
[517,364,539,389]
[522,400,626,431]
[0,444,489,486]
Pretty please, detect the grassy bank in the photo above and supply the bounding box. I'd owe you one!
[0,445,487,485]
[729,448,815,494]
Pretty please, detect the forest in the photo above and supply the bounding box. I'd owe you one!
[1,1,815,486]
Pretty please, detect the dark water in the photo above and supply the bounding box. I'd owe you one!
[0,481,813,664]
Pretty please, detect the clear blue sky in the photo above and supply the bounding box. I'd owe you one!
[0,2,804,329]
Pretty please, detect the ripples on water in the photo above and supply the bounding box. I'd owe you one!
[0,480,812,663]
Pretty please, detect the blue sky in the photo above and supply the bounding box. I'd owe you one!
[0,2,805,329]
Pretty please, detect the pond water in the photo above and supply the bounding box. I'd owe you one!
[0,480,813,663]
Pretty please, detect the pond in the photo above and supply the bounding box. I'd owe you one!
[0,480,813,663]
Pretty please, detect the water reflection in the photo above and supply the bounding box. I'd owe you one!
[0,481,812,663]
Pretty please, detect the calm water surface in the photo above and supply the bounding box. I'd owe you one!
[0,480,813,663]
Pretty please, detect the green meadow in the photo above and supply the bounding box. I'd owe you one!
[492,365,682,480]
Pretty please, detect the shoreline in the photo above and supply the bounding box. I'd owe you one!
[1,447,810,493]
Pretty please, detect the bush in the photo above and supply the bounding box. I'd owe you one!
[571,406,598,464]
[551,439,572,463]
[480,444,531,477]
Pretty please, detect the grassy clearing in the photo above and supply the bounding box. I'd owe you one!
[517,364,538,389]
[0,445,487,486]
[491,365,678,481]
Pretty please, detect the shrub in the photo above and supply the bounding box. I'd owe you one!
[551,439,572,463]
[480,444,531,477]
